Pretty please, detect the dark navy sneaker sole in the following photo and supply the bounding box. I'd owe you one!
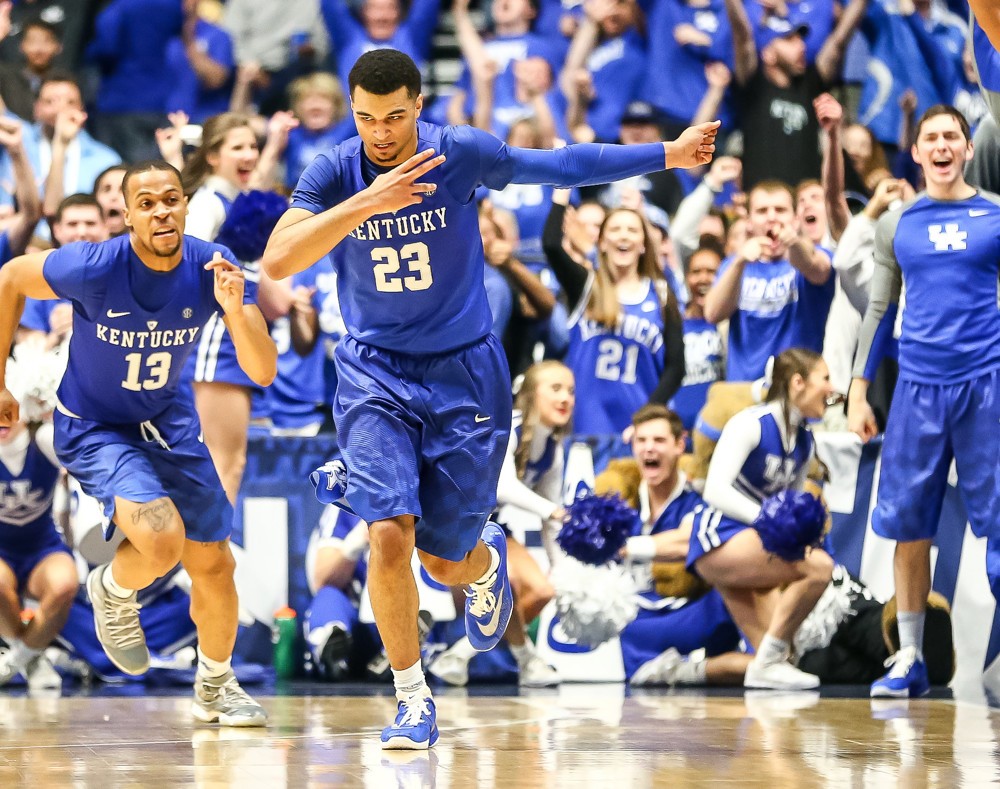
[465,523,513,652]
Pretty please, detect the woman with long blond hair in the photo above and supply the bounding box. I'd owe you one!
[543,196,685,442]
[181,112,291,504]
[429,360,574,688]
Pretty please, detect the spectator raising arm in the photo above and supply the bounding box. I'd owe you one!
[182,0,230,92]
[692,62,732,126]
[815,0,869,85]
[0,117,41,257]
[814,93,850,242]
[724,0,758,86]
[41,108,86,227]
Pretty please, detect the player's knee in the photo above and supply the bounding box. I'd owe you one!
[41,576,79,610]
[420,554,462,585]
[186,542,237,582]
[368,521,413,569]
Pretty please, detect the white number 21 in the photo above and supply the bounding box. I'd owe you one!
[371,242,433,293]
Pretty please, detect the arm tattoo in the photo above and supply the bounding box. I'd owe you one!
[131,499,175,533]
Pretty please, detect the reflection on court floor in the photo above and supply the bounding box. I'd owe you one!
[0,686,993,787]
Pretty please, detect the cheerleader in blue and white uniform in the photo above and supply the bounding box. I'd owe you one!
[686,348,835,691]
[181,112,292,502]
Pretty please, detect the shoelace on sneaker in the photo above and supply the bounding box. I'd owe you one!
[466,581,497,618]
[396,696,432,728]
[883,647,918,678]
[202,675,255,707]
[104,596,144,648]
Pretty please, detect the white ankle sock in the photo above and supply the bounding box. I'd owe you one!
[897,611,925,659]
[472,546,501,586]
[103,565,133,599]
[757,635,789,666]
[509,641,533,667]
[392,659,430,701]
[447,636,477,662]
[8,640,40,671]
[197,647,231,679]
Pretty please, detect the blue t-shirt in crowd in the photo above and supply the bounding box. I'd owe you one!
[585,30,647,141]
[283,118,358,190]
[670,316,724,432]
[164,18,234,122]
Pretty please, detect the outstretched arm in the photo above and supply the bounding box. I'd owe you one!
[816,0,869,84]
[0,118,41,256]
[971,0,1000,53]
[499,121,720,188]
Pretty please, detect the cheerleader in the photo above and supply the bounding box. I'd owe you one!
[686,348,835,690]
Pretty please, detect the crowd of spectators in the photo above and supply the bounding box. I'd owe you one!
[0,0,986,691]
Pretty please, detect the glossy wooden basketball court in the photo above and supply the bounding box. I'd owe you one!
[0,685,995,787]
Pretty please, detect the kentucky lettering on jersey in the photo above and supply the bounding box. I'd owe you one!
[347,207,448,241]
[42,234,251,424]
[94,324,201,349]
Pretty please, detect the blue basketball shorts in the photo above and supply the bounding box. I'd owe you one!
[873,369,1000,542]
[0,531,73,590]
[619,589,741,678]
[54,400,232,544]
[333,334,512,561]
[685,505,750,572]
[185,313,258,389]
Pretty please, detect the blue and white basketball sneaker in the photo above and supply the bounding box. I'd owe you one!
[870,646,930,698]
[309,460,358,516]
[381,696,439,750]
[464,522,512,652]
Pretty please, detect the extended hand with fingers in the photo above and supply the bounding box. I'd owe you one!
[205,251,246,316]
[367,148,446,214]
[666,121,721,169]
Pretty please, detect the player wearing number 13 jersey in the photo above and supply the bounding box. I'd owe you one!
[0,161,276,726]
[263,49,719,749]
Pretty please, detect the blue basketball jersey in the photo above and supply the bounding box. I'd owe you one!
[42,234,254,424]
[0,436,61,551]
[733,406,814,503]
[629,480,705,601]
[671,317,724,431]
[290,121,667,354]
[877,193,1000,383]
[566,278,666,435]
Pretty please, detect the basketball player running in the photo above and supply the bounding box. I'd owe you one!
[0,161,277,725]
[849,105,1000,698]
[262,49,718,749]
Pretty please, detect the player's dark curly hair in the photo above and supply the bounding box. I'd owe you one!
[121,160,182,203]
[348,49,421,99]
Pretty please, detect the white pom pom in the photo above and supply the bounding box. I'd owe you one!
[550,557,639,647]
[5,341,67,423]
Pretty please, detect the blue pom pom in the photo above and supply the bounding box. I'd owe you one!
[557,493,640,565]
[753,490,827,563]
[214,190,288,263]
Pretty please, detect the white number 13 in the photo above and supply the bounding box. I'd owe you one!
[372,242,433,293]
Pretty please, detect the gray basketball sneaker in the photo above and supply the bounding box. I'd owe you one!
[86,564,150,675]
[192,670,268,727]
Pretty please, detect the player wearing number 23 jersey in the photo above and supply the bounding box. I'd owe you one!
[289,115,690,559]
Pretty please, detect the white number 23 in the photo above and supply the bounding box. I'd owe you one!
[371,242,433,293]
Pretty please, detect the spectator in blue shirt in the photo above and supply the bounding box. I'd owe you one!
[85,0,183,162]
[165,0,235,123]
[745,0,835,63]
[645,0,735,137]
[560,0,647,143]
[322,0,443,97]
[284,73,358,190]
